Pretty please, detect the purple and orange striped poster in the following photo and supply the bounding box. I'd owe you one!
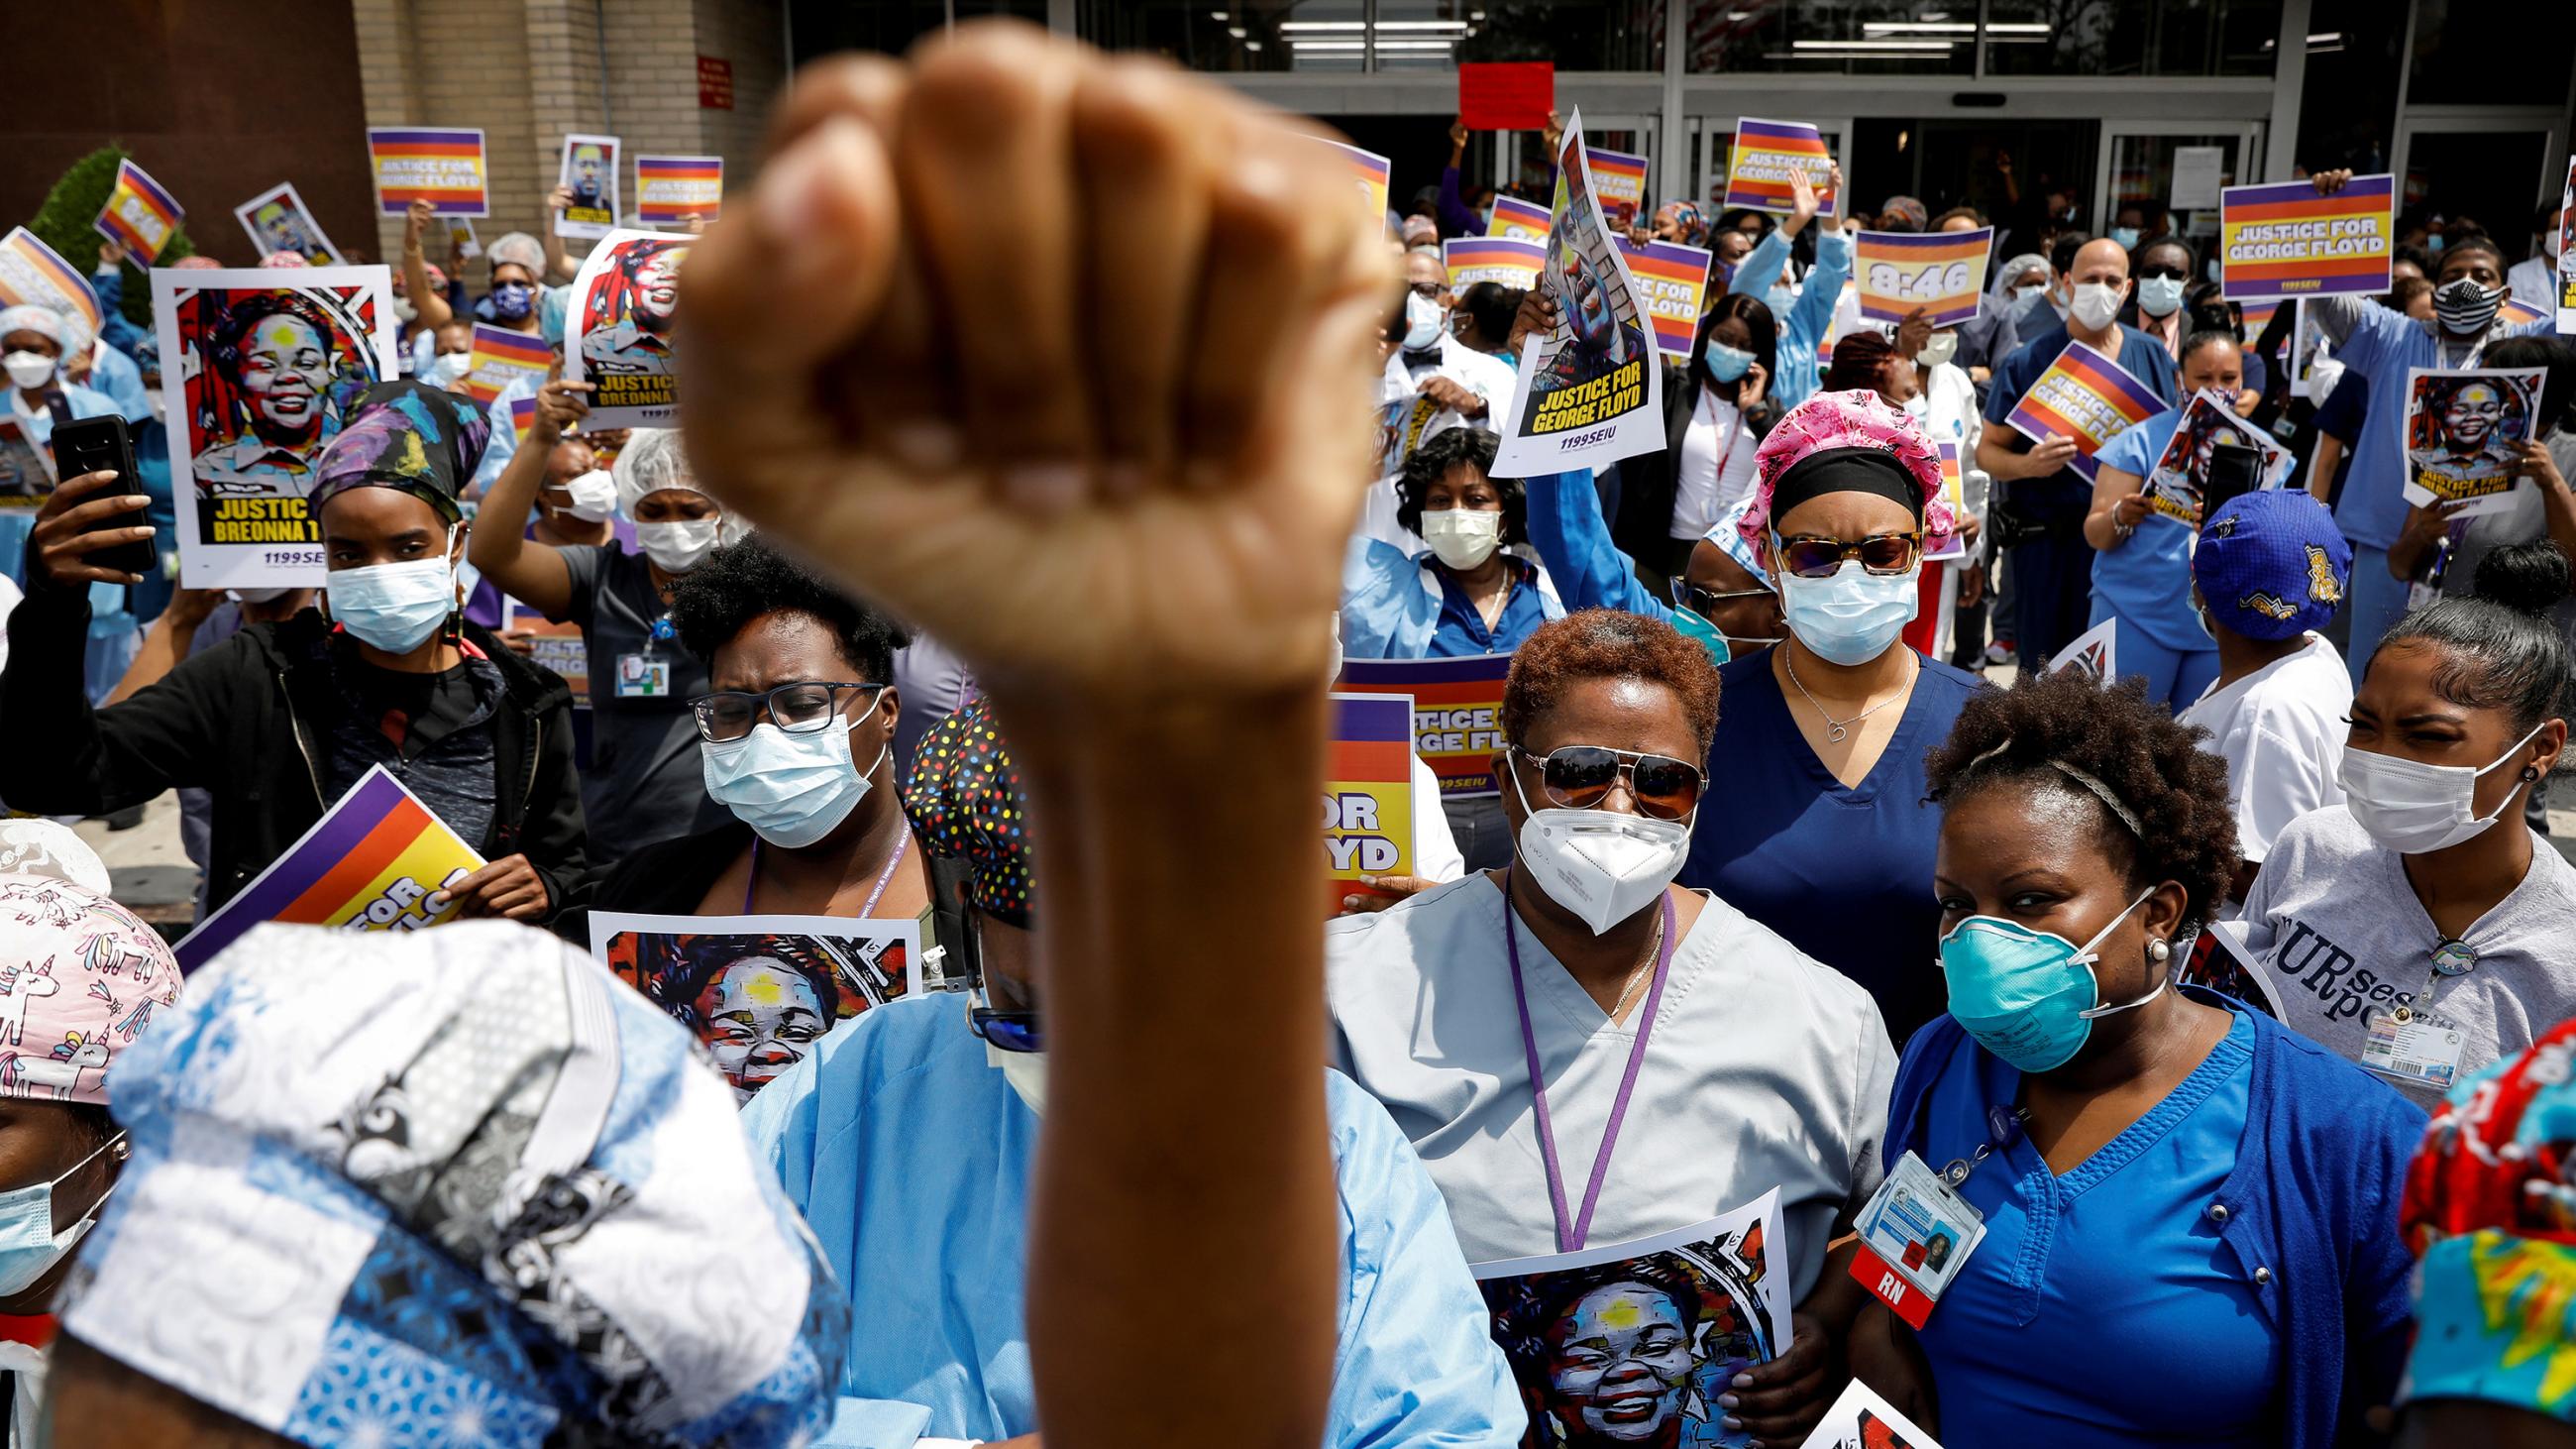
[0,228,100,342]
[93,160,184,265]
[509,392,539,442]
[1587,147,1649,231]
[1325,694,1417,913]
[173,766,485,971]
[366,128,488,216]
[2004,340,2170,482]
[1724,118,1837,218]
[466,322,551,406]
[1445,236,1545,290]
[1488,195,1550,241]
[1616,238,1714,358]
[1337,653,1514,800]
[1316,139,1392,226]
[2218,173,2392,300]
[636,155,723,224]
[1855,226,1991,326]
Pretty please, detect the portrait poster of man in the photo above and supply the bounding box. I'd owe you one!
[1492,106,1665,479]
[1789,1380,1944,1449]
[568,229,688,427]
[230,182,343,266]
[2143,388,2291,527]
[589,911,921,1104]
[2402,365,2547,519]
[152,266,398,588]
[1474,1187,1788,1449]
[557,133,622,240]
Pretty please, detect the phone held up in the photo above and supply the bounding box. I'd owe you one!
[51,414,155,580]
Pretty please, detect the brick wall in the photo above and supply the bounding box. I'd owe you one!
[695,0,789,188]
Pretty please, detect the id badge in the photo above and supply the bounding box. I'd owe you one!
[2361,1008,2467,1089]
[614,653,672,700]
[2407,580,2442,613]
[1849,1151,1986,1328]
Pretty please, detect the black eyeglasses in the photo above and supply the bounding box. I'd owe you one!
[689,681,884,743]
[1668,578,1773,616]
[1514,744,1706,821]
[1772,532,1923,580]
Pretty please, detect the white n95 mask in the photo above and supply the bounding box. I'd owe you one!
[1508,766,1690,936]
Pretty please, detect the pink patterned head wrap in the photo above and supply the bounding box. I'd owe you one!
[1738,389,1957,558]
[260,250,310,269]
[0,831,179,1108]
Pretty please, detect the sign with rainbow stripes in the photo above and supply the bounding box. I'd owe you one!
[2218,173,2392,300]
[173,765,486,972]
[1325,693,1417,912]
[2003,340,2170,482]
[1724,118,1836,218]
[93,160,184,265]
[509,392,538,442]
[466,322,551,406]
[1855,226,1991,326]
[636,155,723,224]
[1318,139,1392,228]
[1444,236,1544,290]
[1930,441,1968,561]
[1488,195,1550,241]
[1337,653,1513,800]
[0,228,101,344]
[366,128,488,216]
[1586,147,1649,231]
[1616,238,1713,359]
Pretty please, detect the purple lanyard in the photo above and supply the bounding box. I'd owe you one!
[744,833,911,916]
[1504,870,1679,1254]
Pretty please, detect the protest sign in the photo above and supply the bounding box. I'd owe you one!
[1457,61,1553,130]
[590,911,919,1104]
[232,182,341,266]
[1474,1188,1789,1449]
[365,128,487,216]
[636,155,723,225]
[2218,172,2393,300]
[1928,442,1967,562]
[2403,366,2548,519]
[1488,195,1550,241]
[1585,146,1649,232]
[2559,158,2576,333]
[1615,238,1714,360]
[1373,391,1449,482]
[154,266,399,588]
[2142,389,2292,527]
[567,229,688,427]
[0,228,101,347]
[0,417,49,502]
[2002,340,2169,483]
[465,321,550,406]
[2179,918,2284,1018]
[556,133,622,240]
[1444,236,1545,291]
[510,613,589,706]
[1793,1380,1944,1449]
[1724,119,1837,219]
[2050,617,2117,683]
[1326,694,1417,912]
[2503,295,2548,327]
[92,160,184,266]
[1855,227,1991,326]
[174,766,484,972]
[508,392,538,442]
[2289,299,2332,400]
[1337,653,1512,800]
[1319,139,1392,225]
[448,216,483,261]
[2236,297,2279,350]
[1493,108,1666,477]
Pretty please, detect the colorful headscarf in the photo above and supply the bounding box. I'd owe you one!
[261,250,311,269]
[1738,390,1957,559]
[1878,195,1929,233]
[1654,201,1706,245]
[901,696,1031,928]
[0,826,178,1109]
[57,921,848,1448]
[307,379,493,526]
[169,256,222,272]
[2398,1018,2576,1419]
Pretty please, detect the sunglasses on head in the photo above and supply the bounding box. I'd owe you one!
[1514,744,1706,821]
[1771,531,1923,580]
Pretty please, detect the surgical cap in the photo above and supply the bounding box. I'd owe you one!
[902,696,1031,928]
[488,231,546,276]
[0,304,62,348]
[0,837,179,1108]
[1739,390,1958,557]
[610,426,718,517]
[57,921,848,1448]
[308,379,494,526]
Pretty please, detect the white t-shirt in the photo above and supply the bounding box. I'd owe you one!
[1325,874,1895,1294]
[2178,633,2351,864]
[1673,385,1759,540]
[1411,756,1464,883]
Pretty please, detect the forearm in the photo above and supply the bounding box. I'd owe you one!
[2307,437,2341,502]
[1012,693,1338,1449]
[2307,294,2367,349]
[403,245,453,331]
[1525,469,1666,618]
[467,432,566,609]
[547,229,580,282]
[2083,469,2139,552]
[1976,436,2032,482]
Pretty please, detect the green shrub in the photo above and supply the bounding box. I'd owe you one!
[26,145,198,329]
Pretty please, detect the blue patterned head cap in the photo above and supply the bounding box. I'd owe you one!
[2193,490,2352,641]
[57,921,848,1448]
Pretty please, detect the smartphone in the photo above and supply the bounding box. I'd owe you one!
[50,414,155,579]
[2202,441,2265,521]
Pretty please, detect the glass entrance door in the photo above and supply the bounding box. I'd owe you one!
[2095,123,2263,254]
[2395,117,2560,237]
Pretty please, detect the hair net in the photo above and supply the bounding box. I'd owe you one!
[0,305,62,348]
[610,426,719,517]
[170,256,222,272]
[1990,252,2050,299]
[487,231,546,276]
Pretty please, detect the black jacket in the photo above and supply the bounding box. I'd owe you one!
[0,589,587,915]
[551,818,754,947]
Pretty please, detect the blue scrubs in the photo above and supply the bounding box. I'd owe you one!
[1340,539,1560,660]
[740,994,1524,1449]
[1914,1008,2276,1447]
[2089,413,2218,709]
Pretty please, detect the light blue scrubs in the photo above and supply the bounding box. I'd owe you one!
[1732,224,1852,414]
[2091,411,2218,709]
[740,994,1525,1449]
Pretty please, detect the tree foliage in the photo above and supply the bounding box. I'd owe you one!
[26,145,199,328]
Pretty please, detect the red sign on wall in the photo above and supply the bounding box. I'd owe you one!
[698,56,734,111]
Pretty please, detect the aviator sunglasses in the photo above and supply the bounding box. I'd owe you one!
[1771,531,1923,580]
[1513,744,1706,821]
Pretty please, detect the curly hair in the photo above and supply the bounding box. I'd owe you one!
[1923,671,2237,935]
[1502,611,1723,755]
[1395,426,1523,544]
[668,535,912,680]
[1824,331,1896,395]
[209,290,343,383]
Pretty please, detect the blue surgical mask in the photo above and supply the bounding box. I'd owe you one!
[328,540,458,653]
[2109,226,2142,251]
[700,694,888,848]
[1774,552,1919,666]
[2204,257,2221,282]
[2136,276,2187,317]
[1703,339,1755,383]
[2427,233,2446,255]
[1669,606,1731,664]
[1938,890,2159,1073]
[2012,282,2050,304]
[0,1131,121,1296]
[490,281,535,320]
